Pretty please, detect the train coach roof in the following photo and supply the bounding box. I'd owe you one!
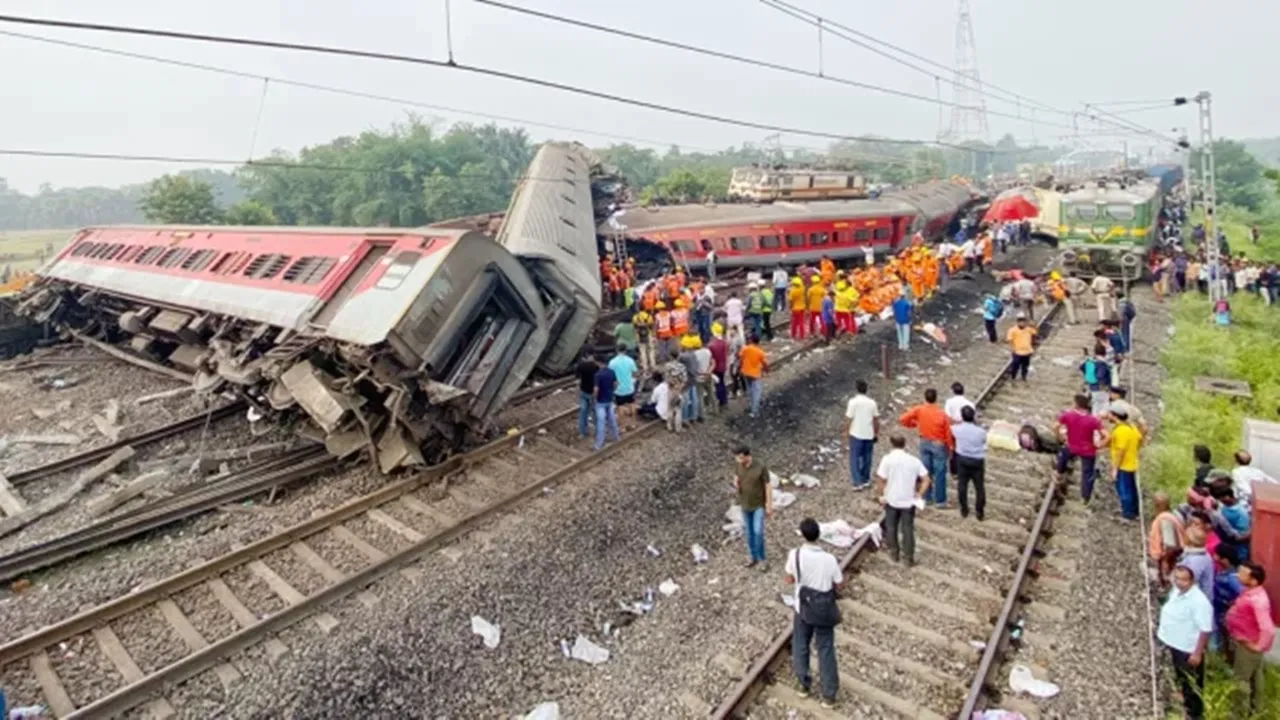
[71,225,464,237]
[1062,184,1157,204]
[602,196,919,235]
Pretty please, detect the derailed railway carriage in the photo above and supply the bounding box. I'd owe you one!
[18,142,605,473]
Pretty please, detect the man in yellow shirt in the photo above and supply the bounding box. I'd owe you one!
[806,275,826,337]
[1005,313,1037,382]
[1108,408,1142,521]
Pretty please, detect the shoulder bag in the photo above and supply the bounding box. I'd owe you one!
[795,547,841,627]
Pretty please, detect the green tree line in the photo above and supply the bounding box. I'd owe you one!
[7,116,1274,229]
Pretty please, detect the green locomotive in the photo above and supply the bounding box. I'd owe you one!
[1056,180,1161,281]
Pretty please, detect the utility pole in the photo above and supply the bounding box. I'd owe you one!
[1194,92,1220,304]
[943,0,990,143]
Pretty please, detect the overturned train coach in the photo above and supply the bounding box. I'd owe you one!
[17,142,604,472]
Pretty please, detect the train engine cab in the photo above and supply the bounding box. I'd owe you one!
[19,226,548,472]
[1056,183,1158,281]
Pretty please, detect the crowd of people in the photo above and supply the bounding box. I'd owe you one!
[1153,442,1277,718]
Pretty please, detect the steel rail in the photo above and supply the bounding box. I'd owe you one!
[709,303,1063,719]
[6,402,247,487]
[0,338,820,718]
[0,447,331,582]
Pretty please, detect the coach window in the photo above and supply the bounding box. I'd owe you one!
[854,229,871,242]
[809,232,829,246]
[700,239,714,252]
[729,236,754,251]
[758,235,780,249]
[830,231,845,244]
[376,251,420,290]
[784,234,804,248]
[873,227,892,240]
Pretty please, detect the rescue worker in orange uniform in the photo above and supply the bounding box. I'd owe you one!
[665,273,681,303]
[787,276,807,340]
[670,297,691,350]
[806,274,826,336]
[819,255,836,287]
[654,301,674,361]
[640,283,659,312]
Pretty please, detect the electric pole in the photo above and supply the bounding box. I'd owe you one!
[1194,91,1220,304]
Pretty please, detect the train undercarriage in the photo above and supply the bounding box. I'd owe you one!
[1057,245,1146,282]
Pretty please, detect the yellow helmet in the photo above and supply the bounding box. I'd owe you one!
[673,298,687,309]
[837,280,849,290]
[810,274,822,283]
[655,301,666,310]
[680,334,703,350]
[790,276,802,285]
[1049,270,1062,280]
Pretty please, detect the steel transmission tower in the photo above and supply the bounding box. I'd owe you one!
[944,0,990,144]
[1195,91,1221,303]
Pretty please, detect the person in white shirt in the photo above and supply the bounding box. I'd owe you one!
[862,244,875,268]
[693,343,715,417]
[944,382,975,423]
[875,436,929,566]
[723,292,746,341]
[841,380,879,490]
[705,250,717,281]
[638,373,670,422]
[783,518,843,707]
[1230,450,1276,512]
[771,266,789,314]
[1156,565,1213,720]
[1090,275,1115,322]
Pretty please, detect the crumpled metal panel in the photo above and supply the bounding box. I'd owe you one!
[279,360,360,433]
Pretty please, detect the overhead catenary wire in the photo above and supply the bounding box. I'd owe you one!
[0,29,929,170]
[0,13,1039,154]
[473,0,1081,132]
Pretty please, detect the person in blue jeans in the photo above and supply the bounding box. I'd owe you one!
[575,351,598,438]
[891,293,912,350]
[842,379,879,490]
[592,362,620,451]
[733,445,773,569]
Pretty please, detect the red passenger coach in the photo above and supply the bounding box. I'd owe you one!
[604,180,975,270]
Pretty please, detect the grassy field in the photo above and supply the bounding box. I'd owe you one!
[1148,220,1280,718]
[0,229,73,272]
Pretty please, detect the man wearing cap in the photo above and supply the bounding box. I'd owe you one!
[1005,314,1037,382]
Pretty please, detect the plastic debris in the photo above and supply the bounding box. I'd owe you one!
[817,519,856,548]
[851,520,883,547]
[559,639,572,658]
[780,593,797,609]
[969,640,987,651]
[523,702,561,720]
[769,471,784,488]
[691,544,709,564]
[8,706,48,720]
[470,616,501,649]
[658,579,680,596]
[1050,355,1076,368]
[570,635,610,665]
[791,473,821,488]
[1009,664,1060,698]
[972,712,1026,720]
[723,504,744,535]
[937,355,953,366]
[920,322,947,344]
[987,421,1021,452]
[773,490,797,509]
[645,544,662,557]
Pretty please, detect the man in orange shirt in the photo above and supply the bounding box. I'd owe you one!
[899,388,953,508]
[739,334,768,418]
[1006,313,1037,382]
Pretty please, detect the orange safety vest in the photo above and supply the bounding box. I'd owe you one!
[819,259,835,285]
[655,311,673,339]
[670,308,690,335]
[1049,280,1066,302]
[666,278,680,300]
[641,288,658,311]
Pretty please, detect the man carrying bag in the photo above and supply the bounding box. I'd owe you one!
[784,517,844,707]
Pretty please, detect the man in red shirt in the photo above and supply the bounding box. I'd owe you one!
[1053,394,1104,504]
[899,388,953,508]
[707,333,728,410]
[1225,562,1275,713]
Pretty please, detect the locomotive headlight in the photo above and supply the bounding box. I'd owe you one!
[1121,253,1141,268]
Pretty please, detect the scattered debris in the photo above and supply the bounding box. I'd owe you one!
[969,640,987,651]
[645,544,662,557]
[722,504,744,536]
[1050,355,1076,368]
[10,434,82,447]
[773,490,797,509]
[0,445,134,540]
[86,471,168,517]
[658,579,680,596]
[0,471,28,517]
[780,593,797,609]
[690,544,709,564]
[134,386,195,406]
[791,473,821,488]
[1009,664,1060,698]
[937,355,953,366]
[30,407,57,421]
[569,635,610,665]
[971,711,1027,720]
[522,702,561,720]
[817,519,856,548]
[470,616,501,649]
[10,578,31,594]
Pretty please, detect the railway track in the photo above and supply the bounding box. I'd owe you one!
[711,295,1148,719]
[0,336,817,718]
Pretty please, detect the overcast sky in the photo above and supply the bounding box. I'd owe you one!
[0,0,1273,192]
